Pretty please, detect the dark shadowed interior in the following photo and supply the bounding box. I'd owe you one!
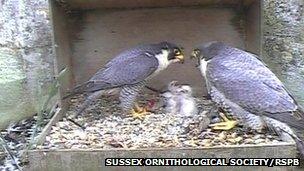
[50,0,261,108]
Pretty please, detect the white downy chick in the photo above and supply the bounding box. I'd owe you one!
[160,81,180,113]
[161,81,198,117]
[175,85,198,117]
[161,91,178,114]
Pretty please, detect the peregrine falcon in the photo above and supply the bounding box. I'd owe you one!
[191,41,304,156]
[64,42,184,119]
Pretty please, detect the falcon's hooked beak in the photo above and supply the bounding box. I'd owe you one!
[174,48,185,64]
[175,54,184,63]
[190,49,201,67]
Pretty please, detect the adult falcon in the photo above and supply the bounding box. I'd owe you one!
[191,41,304,157]
[64,42,184,119]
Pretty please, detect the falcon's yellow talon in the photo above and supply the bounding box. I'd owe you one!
[130,104,148,119]
[209,113,238,130]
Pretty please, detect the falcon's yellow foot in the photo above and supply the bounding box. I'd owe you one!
[209,113,238,130]
[130,104,149,120]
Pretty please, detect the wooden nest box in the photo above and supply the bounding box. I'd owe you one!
[26,1,298,171]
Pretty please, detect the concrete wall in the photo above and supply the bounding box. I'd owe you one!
[263,0,304,106]
[0,0,55,129]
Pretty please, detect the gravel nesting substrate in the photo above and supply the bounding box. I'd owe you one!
[0,114,53,170]
[41,93,286,150]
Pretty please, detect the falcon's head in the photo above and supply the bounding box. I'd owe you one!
[157,41,184,64]
[177,85,193,96]
[190,41,226,67]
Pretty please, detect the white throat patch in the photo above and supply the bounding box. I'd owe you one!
[155,49,171,73]
[199,58,208,77]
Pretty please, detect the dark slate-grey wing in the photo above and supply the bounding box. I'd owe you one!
[103,43,161,69]
[63,45,160,98]
[207,50,302,126]
[85,52,158,92]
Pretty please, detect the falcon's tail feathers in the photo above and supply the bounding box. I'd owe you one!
[62,81,112,100]
[73,90,104,118]
[265,111,304,130]
[295,138,304,160]
[62,81,92,100]
[294,129,304,161]
[295,107,304,118]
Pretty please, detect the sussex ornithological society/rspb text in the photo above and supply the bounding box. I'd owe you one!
[105,158,300,167]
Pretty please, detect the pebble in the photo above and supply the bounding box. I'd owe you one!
[201,139,211,144]
[244,138,254,144]
[231,132,238,138]
[254,139,266,144]
[253,134,264,140]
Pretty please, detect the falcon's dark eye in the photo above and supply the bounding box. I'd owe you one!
[174,49,181,55]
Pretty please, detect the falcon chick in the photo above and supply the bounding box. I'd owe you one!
[161,91,178,114]
[176,85,198,117]
[161,81,197,117]
[160,81,180,114]
[63,42,184,119]
[191,41,304,157]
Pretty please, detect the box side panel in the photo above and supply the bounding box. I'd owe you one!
[65,0,256,10]
[69,7,245,96]
[245,1,261,54]
[50,0,75,110]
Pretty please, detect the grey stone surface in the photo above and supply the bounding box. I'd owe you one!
[263,0,304,106]
[0,0,55,129]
